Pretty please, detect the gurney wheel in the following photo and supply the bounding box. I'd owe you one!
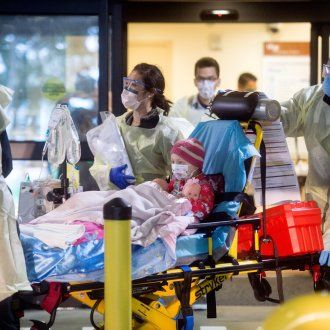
[314,270,330,291]
[248,273,272,302]
[314,280,324,291]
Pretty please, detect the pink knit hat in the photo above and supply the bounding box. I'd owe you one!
[171,138,205,169]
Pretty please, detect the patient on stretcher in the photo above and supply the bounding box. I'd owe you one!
[19,139,218,283]
[20,120,258,283]
[25,138,215,250]
[21,139,219,266]
[154,138,215,222]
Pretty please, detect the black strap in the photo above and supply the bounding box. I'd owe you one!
[259,138,284,303]
[206,291,217,319]
[323,94,330,106]
[0,295,20,329]
[235,193,256,216]
[206,212,235,222]
[0,130,13,178]
[260,139,267,239]
[174,266,193,320]
[217,192,256,216]
[221,255,240,275]
[217,192,242,201]
[272,237,284,304]
[205,254,217,318]
[260,235,284,304]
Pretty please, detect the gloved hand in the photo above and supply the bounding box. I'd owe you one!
[109,164,135,190]
[319,250,330,266]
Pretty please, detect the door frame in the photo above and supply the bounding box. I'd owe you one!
[311,23,330,85]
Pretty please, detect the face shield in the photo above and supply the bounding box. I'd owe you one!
[122,77,146,95]
[122,77,152,110]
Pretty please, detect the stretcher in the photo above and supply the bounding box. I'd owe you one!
[13,92,328,330]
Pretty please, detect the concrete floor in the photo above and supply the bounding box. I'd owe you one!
[21,306,276,330]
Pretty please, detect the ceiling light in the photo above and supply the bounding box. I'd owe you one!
[200,9,239,21]
[211,10,231,16]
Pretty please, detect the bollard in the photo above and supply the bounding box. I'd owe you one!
[104,197,132,330]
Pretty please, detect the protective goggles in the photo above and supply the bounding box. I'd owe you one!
[123,77,146,94]
[322,64,330,78]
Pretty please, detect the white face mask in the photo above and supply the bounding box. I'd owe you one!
[171,164,189,180]
[197,80,216,100]
[121,89,141,111]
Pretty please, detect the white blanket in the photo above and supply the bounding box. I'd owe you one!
[28,182,194,255]
[20,223,85,249]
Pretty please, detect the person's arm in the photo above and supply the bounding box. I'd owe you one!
[89,159,116,191]
[89,113,135,191]
[89,161,135,191]
[281,85,319,137]
[153,178,169,191]
[190,183,214,221]
[281,92,305,137]
[0,85,14,110]
[0,85,13,132]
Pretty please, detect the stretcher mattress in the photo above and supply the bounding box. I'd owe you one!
[20,226,234,283]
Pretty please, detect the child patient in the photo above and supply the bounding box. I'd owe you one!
[154,138,214,221]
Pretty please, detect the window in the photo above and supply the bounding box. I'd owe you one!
[0,16,99,142]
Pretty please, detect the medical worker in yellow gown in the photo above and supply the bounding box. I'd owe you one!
[281,61,330,265]
[90,63,183,190]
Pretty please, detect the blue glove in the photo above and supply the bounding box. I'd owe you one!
[319,250,330,266]
[109,164,135,190]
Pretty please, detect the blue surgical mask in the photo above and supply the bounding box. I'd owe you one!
[322,75,330,97]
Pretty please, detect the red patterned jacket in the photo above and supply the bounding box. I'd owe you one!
[168,173,215,221]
